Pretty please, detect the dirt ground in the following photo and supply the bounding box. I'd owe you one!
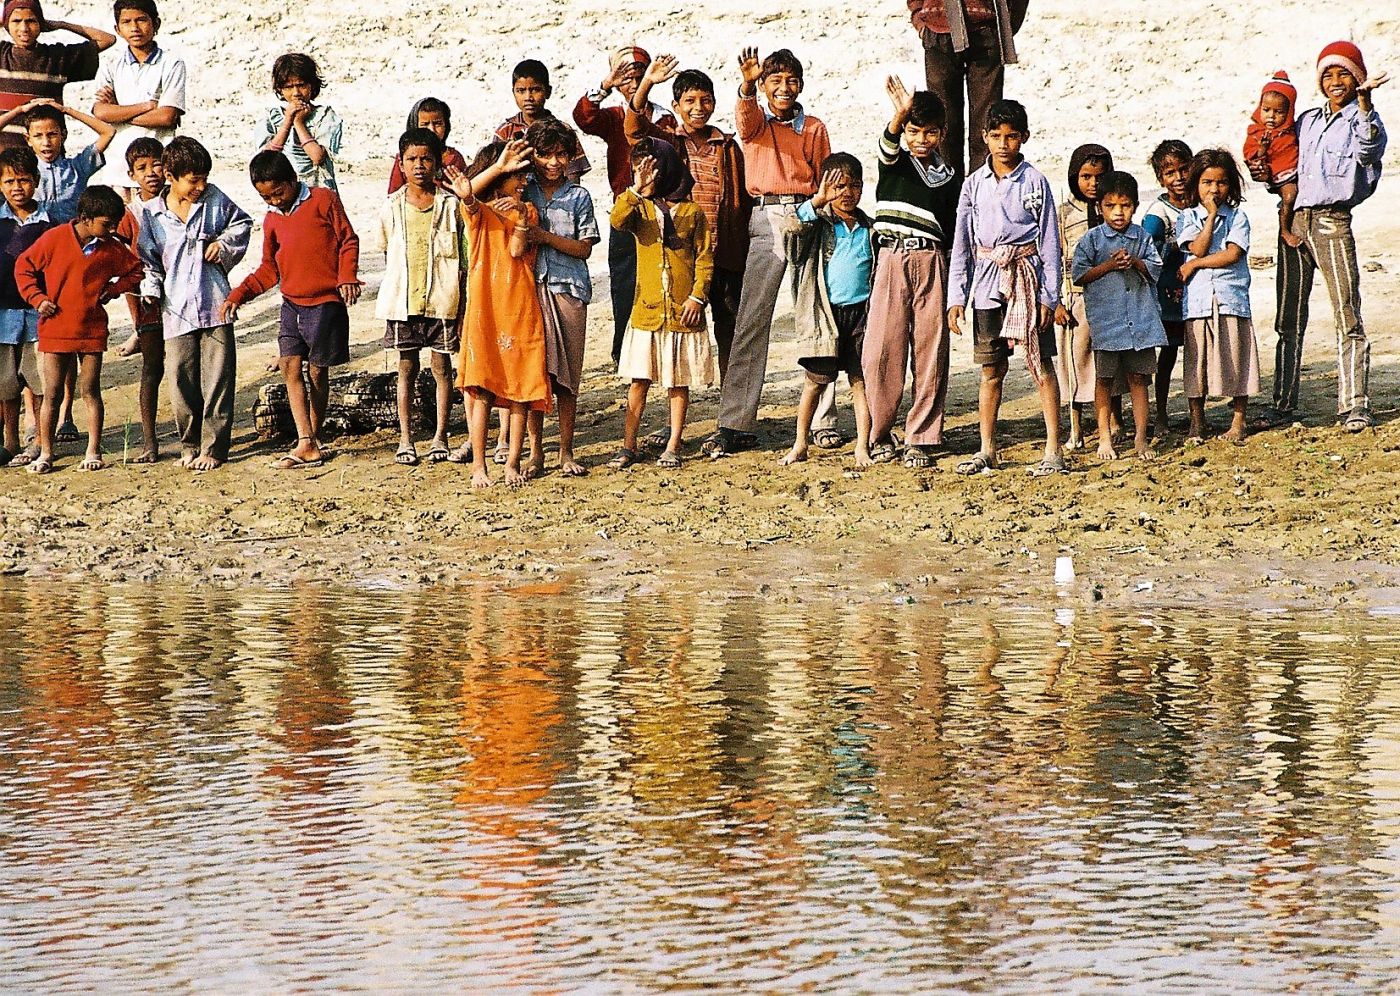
[0,1,1397,606]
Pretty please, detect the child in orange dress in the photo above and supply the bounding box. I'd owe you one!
[446,139,550,489]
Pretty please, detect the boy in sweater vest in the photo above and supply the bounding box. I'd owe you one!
[222,150,360,469]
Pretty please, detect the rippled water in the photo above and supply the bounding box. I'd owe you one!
[4,581,1400,992]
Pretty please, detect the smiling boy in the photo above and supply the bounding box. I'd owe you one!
[495,60,589,180]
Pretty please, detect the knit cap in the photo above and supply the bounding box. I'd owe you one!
[2,0,43,26]
[1260,70,1297,109]
[1316,41,1367,87]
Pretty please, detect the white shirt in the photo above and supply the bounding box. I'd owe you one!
[90,44,187,188]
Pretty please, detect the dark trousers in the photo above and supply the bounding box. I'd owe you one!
[922,27,1005,179]
[709,265,744,381]
[608,226,637,364]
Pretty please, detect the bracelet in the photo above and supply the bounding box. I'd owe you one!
[686,295,706,307]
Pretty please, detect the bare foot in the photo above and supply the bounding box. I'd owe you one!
[1136,443,1158,462]
[472,468,492,489]
[178,450,197,468]
[116,333,140,358]
[778,446,808,466]
[1065,432,1083,452]
[560,455,588,477]
[1186,421,1205,445]
[130,448,158,464]
[1222,422,1248,445]
[854,446,873,468]
[1153,419,1171,439]
[524,454,545,480]
[264,360,277,373]
[504,463,526,488]
[1097,439,1118,461]
[188,454,222,472]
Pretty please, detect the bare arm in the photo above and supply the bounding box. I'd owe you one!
[47,20,116,50]
[1186,204,1217,260]
[531,228,595,259]
[59,104,117,151]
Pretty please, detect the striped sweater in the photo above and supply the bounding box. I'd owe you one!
[874,127,961,247]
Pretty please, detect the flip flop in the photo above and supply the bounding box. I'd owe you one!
[811,428,844,449]
[492,448,509,465]
[642,429,670,451]
[902,445,936,469]
[657,449,682,469]
[424,444,451,463]
[77,455,105,471]
[26,456,53,474]
[270,452,324,469]
[608,446,639,470]
[869,442,898,464]
[54,420,79,443]
[395,446,419,466]
[1343,410,1374,433]
[1028,454,1069,477]
[446,443,473,464]
[955,452,997,476]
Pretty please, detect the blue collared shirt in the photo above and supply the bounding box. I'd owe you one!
[525,178,600,302]
[0,202,52,340]
[1295,101,1388,209]
[137,184,253,339]
[1176,204,1251,319]
[37,144,105,222]
[766,104,807,135]
[948,157,1061,310]
[1071,222,1168,352]
[796,198,872,306]
[270,183,312,216]
[1139,194,1186,322]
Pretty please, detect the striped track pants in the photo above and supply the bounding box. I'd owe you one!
[1273,206,1369,415]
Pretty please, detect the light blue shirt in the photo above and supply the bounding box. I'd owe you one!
[948,158,1061,310]
[1139,195,1186,323]
[256,105,343,191]
[797,198,872,306]
[0,308,38,345]
[1176,204,1251,320]
[137,184,252,339]
[1295,101,1387,210]
[1071,222,1168,352]
[526,179,600,303]
[37,144,105,222]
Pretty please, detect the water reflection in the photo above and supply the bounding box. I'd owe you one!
[3,581,1400,990]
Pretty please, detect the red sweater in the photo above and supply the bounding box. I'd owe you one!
[227,187,360,309]
[15,223,143,352]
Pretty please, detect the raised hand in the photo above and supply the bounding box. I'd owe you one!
[644,54,680,87]
[810,167,842,209]
[886,75,913,122]
[632,154,658,197]
[738,46,762,88]
[1358,69,1390,93]
[443,164,474,201]
[497,138,532,174]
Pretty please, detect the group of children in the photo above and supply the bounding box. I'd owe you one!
[0,7,1389,485]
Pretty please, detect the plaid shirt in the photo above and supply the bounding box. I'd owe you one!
[908,0,996,34]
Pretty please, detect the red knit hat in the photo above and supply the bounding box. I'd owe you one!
[1261,70,1296,108]
[1317,41,1367,87]
[2,0,44,27]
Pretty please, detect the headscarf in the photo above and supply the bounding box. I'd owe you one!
[1066,143,1113,225]
[639,137,693,248]
[404,98,450,140]
[610,46,651,73]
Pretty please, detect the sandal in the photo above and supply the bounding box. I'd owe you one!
[270,452,323,469]
[869,442,898,464]
[657,449,682,469]
[902,445,936,469]
[1343,409,1374,433]
[955,452,997,476]
[26,455,53,474]
[700,430,734,458]
[394,445,419,466]
[446,443,473,464]
[54,420,79,443]
[1028,454,1069,477]
[77,455,105,471]
[492,447,509,465]
[642,429,671,452]
[8,444,38,467]
[812,428,844,449]
[608,446,640,470]
[424,444,451,463]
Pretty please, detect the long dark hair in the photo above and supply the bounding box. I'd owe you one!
[1186,148,1244,208]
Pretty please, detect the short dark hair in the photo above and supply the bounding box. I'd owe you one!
[1099,170,1139,205]
[162,136,211,178]
[525,118,576,158]
[414,96,452,140]
[512,59,550,87]
[22,104,65,134]
[113,0,159,23]
[1150,139,1193,178]
[820,152,863,183]
[1186,148,1244,208]
[272,53,323,99]
[760,49,803,81]
[76,185,125,222]
[468,140,527,199]
[0,146,38,181]
[124,136,163,170]
[984,99,1029,134]
[249,149,297,185]
[906,91,947,130]
[398,127,443,162]
[671,69,714,101]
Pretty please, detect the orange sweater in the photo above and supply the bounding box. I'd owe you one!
[16,224,144,352]
[734,94,830,197]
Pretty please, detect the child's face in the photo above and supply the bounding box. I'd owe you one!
[278,75,314,106]
[5,9,40,48]
[1321,66,1358,108]
[829,173,862,215]
[115,8,157,49]
[1197,166,1231,207]
[25,119,65,163]
[532,147,569,183]
[401,144,438,190]
[761,70,802,116]
[512,77,549,117]
[1157,155,1189,203]
[416,109,448,142]
[615,63,644,100]
[498,171,529,200]
[254,178,300,213]
[902,121,944,161]
[74,215,120,242]
[1259,91,1291,129]
[672,88,715,131]
[1076,159,1106,202]
[984,123,1027,167]
[168,171,208,203]
[0,166,37,213]
[128,154,164,199]
[1101,192,1135,232]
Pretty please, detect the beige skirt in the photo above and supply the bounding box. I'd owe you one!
[1183,309,1260,399]
[1055,294,1126,404]
[618,327,715,389]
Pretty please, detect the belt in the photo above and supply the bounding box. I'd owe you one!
[756,194,804,206]
[876,233,941,251]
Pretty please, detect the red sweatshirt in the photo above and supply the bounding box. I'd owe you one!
[227,186,360,309]
[15,223,144,353]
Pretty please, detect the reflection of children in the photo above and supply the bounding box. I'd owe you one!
[1072,171,1166,462]
[1140,139,1191,436]
[447,140,551,490]
[947,99,1063,477]
[387,98,467,193]
[1054,142,1116,450]
[496,60,589,179]
[256,53,342,191]
[780,157,872,468]
[1177,148,1258,445]
[1243,71,1300,248]
[608,139,712,471]
[0,145,51,467]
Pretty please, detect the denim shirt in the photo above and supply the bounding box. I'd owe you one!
[137,184,253,339]
[1071,222,1167,351]
[1176,204,1251,320]
[37,144,104,222]
[525,179,600,303]
[1295,101,1388,210]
